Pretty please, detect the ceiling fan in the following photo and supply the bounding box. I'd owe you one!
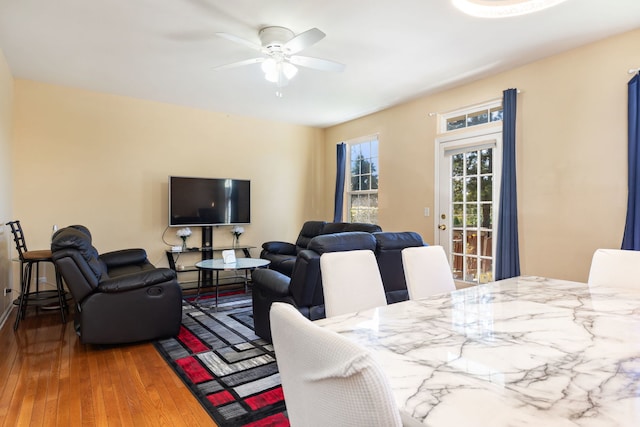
[213,26,345,95]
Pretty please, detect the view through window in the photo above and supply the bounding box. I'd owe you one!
[346,136,379,223]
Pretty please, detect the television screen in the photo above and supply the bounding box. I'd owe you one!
[169,176,250,226]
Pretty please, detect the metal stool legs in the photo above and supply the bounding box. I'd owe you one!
[13,259,68,331]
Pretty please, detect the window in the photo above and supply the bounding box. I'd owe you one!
[346,136,379,224]
[440,101,503,133]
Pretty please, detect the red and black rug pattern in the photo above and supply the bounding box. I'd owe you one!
[154,292,289,426]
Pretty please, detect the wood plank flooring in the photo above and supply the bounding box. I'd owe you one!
[0,306,216,427]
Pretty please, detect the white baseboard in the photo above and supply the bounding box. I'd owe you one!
[0,305,13,331]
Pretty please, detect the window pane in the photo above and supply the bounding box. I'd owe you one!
[350,193,378,223]
[351,157,360,175]
[447,115,466,131]
[466,151,478,175]
[363,175,372,191]
[351,145,362,159]
[358,158,367,174]
[351,176,360,191]
[467,111,488,126]
[346,137,379,225]
[370,157,379,174]
[452,153,464,177]
[490,107,503,122]
[359,143,371,159]
[370,141,378,157]
[480,149,492,174]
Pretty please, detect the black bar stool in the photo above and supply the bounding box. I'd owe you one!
[6,220,68,330]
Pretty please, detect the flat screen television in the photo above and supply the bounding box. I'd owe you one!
[169,176,251,227]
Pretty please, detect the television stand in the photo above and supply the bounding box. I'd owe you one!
[165,244,256,288]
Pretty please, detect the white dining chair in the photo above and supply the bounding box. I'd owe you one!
[587,248,640,290]
[320,249,388,317]
[270,302,402,427]
[401,245,456,300]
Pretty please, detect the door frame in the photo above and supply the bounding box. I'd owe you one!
[434,125,503,281]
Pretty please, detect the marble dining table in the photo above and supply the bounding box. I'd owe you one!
[314,276,640,426]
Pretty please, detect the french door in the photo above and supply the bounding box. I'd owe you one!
[436,130,502,285]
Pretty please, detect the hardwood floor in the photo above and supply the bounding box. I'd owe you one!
[0,306,216,427]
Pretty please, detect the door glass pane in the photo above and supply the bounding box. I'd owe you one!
[452,178,464,203]
[466,232,478,255]
[466,151,478,175]
[480,203,492,228]
[466,204,478,227]
[465,257,478,282]
[480,230,492,257]
[479,259,492,283]
[480,149,492,174]
[453,203,463,227]
[445,146,496,285]
[480,176,492,201]
[452,255,464,279]
[466,177,477,202]
[452,153,464,176]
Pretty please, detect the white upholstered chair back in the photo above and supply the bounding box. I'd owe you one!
[401,245,456,300]
[270,302,402,427]
[320,249,388,317]
[587,248,640,290]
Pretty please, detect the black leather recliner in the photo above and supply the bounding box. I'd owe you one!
[373,231,425,303]
[260,220,382,276]
[252,231,425,341]
[51,225,182,345]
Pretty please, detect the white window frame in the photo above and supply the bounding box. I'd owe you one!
[439,99,503,134]
[344,134,379,224]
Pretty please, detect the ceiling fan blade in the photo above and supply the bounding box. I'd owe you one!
[213,57,265,71]
[216,32,262,51]
[289,55,345,73]
[285,28,325,54]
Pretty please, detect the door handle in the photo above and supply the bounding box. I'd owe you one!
[438,224,447,230]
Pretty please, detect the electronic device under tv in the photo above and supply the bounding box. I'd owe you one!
[169,176,251,227]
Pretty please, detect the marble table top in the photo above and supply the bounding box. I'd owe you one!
[314,276,640,426]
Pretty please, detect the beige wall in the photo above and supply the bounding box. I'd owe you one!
[11,81,326,287]
[7,27,639,292]
[325,28,639,283]
[0,49,14,320]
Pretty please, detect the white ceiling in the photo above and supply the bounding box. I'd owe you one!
[1,0,639,128]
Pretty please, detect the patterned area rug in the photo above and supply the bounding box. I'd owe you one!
[154,291,289,426]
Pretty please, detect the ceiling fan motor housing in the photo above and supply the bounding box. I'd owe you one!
[259,26,295,51]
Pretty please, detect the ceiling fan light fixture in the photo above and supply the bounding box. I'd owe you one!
[452,0,569,18]
[261,58,298,83]
[282,62,298,80]
[261,58,278,82]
